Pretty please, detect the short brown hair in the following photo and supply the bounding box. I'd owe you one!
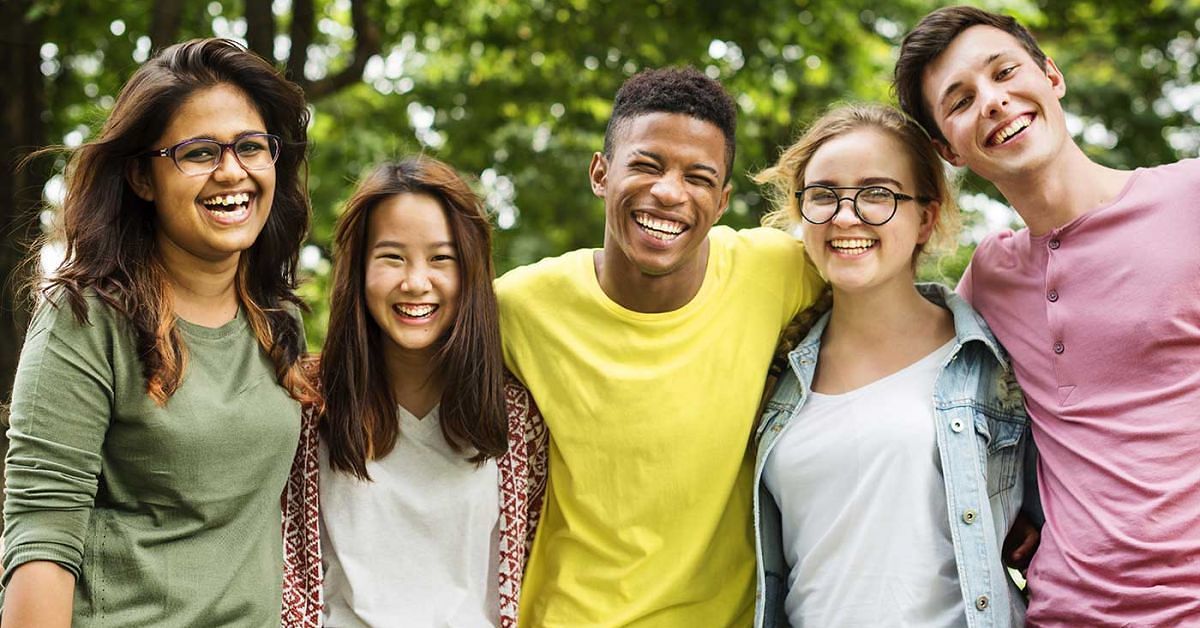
[894,6,1047,142]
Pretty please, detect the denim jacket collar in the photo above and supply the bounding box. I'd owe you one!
[786,283,1009,387]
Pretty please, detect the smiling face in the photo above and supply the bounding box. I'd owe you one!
[800,128,937,295]
[591,112,731,281]
[921,25,1069,183]
[129,83,276,269]
[364,193,461,364]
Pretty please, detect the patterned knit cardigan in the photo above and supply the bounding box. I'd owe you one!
[279,377,549,627]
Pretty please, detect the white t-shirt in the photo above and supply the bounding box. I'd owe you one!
[319,404,501,627]
[763,340,965,628]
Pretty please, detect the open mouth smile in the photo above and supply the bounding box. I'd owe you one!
[829,238,878,256]
[987,113,1034,147]
[393,303,438,320]
[633,210,688,242]
[199,191,254,224]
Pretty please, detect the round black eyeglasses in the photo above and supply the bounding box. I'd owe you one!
[142,133,281,176]
[795,184,924,226]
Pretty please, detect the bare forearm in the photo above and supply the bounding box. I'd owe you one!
[1,560,75,628]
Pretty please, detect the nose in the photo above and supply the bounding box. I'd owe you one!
[830,197,863,227]
[979,83,1009,119]
[649,171,686,206]
[211,145,249,182]
[400,264,432,294]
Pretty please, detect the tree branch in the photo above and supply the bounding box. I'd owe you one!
[244,0,276,63]
[305,0,381,100]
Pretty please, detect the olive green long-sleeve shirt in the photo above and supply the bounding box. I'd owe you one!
[3,295,301,627]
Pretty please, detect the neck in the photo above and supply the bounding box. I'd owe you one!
[158,239,241,327]
[991,144,1132,236]
[594,239,710,313]
[384,346,443,419]
[825,279,943,347]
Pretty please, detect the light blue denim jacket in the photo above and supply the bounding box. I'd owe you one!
[753,283,1036,628]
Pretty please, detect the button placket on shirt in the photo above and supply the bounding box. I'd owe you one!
[1047,235,1065,356]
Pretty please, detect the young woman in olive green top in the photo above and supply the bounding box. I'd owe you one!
[2,39,316,627]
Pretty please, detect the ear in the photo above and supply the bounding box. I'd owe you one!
[916,199,941,245]
[932,139,964,168]
[714,181,732,224]
[588,152,608,199]
[126,160,156,202]
[1044,57,1066,100]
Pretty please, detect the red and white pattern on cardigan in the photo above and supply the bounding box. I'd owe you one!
[279,377,548,627]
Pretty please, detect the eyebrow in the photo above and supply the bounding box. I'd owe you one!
[631,149,720,177]
[372,240,456,250]
[179,130,269,143]
[938,52,1005,108]
[808,177,906,189]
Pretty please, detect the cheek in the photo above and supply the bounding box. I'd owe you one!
[438,270,463,308]
[364,266,395,307]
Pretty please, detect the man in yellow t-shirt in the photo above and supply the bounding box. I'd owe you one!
[497,67,823,627]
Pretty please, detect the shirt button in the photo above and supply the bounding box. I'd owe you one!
[1053,341,1065,354]
[1047,289,1058,302]
[1049,239,1061,250]
[950,419,965,433]
[976,595,990,611]
[962,509,978,524]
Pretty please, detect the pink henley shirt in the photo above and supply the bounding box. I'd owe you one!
[959,159,1200,626]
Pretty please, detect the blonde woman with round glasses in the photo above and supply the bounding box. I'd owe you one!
[752,103,1038,628]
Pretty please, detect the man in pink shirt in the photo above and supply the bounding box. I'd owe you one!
[894,6,1200,627]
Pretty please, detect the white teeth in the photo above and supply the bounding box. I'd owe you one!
[830,238,877,254]
[633,211,686,238]
[395,304,436,318]
[202,192,250,208]
[990,116,1032,146]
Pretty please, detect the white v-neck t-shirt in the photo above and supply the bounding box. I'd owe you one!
[763,340,965,627]
[319,404,501,627]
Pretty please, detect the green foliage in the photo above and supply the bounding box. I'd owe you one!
[25,0,1200,348]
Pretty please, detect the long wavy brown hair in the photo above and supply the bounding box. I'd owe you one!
[321,157,507,480]
[31,38,315,406]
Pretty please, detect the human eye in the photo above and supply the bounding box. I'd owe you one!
[629,160,660,173]
[235,138,267,155]
[859,187,894,204]
[948,95,972,113]
[179,142,218,163]
[686,174,716,187]
[996,64,1018,80]
[432,253,457,263]
[806,188,837,205]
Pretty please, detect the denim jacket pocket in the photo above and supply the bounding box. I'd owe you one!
[973,406,1025,497]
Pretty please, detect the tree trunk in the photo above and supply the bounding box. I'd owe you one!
[150,0,185,52]
[0,0,48,522]
[244,0,276,63]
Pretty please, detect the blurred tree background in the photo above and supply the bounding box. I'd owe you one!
[4,0,1200,400]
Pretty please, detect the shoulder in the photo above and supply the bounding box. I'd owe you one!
[496,249,590,297]
[495,250,593,321]
[714,225,803,260]
[1129,158,1200,197]
[969,228,1027,271]
[29,286,122,340]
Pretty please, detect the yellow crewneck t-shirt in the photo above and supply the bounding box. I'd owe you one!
[497,226,823,627]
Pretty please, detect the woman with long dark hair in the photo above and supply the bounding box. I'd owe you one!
[2,39,315,626]
[303,157,545,626]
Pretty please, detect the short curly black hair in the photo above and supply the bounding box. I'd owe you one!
[603,67,737,181]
